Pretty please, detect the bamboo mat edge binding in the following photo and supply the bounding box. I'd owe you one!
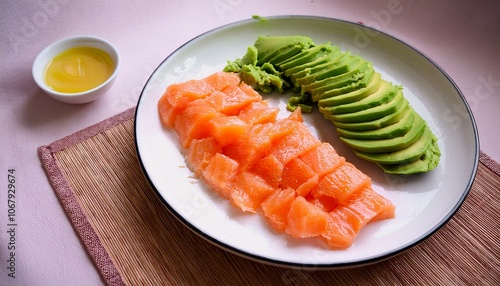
[38,108,136,286]
[38,107,500,286]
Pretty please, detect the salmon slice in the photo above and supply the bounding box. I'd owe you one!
[261,187,296,232]
[165,79,214,111]
[205,71,242,90]
[158,92,177,128]
[238,100,279,125]
[251,154,284,188]
[313,162,371,203]
[223,119,297,170]
[295,175,319,197]
[286,196,328,238]
[174,99,221,148]
[229,171,276,213]
[287,106,303,122]
[321,211,355,249]
[269,122,322,166]
[218,84,262,115]
[238,81,263,98]
[307,194,338,213]
[321,187,395,249]
[202,153,239,199]
[208,116,250,147]
[158,72,241,128]
[299,142,346,178]
[186,137,222,176]
[159,72,395,250]
[279,158,316,191]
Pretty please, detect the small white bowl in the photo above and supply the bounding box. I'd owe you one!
[32,36,119,104]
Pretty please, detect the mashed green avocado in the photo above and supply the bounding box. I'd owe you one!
[224,35,441,174]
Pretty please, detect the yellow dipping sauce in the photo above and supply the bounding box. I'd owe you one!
[44,46,114,93]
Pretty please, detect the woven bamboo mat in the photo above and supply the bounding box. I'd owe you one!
[39,107,499,286]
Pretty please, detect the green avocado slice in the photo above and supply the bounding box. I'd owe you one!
[320,80,398,115]
[322,87,404,123]
[332,99,410,131]
[225,35,441,174]
[278,43,339,71]
[339,113,427,153]
[284,48,342,78]
[353,125,434,164]
[310,72,373,102]
[301,59,372,93]
[297,54,366,87]
[377,138,440,174]
[291,52,352,86]
[336,107,415,140]
[254,36,314,65]
[317,72,382,107]
[286,53,344,85]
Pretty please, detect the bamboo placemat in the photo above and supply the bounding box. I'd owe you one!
[39,107,499,286]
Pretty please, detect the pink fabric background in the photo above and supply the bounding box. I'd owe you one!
[1,1,499,285]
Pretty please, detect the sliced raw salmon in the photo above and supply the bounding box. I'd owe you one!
[229,171,276,213]
[174,99,221,148]
[307,195,338,213]
[204,71,241,90]
[208,116,250,147]
[287,106,303,122]
[251,154,284,188]
[269,122,322,166]
[321,187,395,249]
[159,72,395,250]
[295,175,319,198]
[313,162,371,203]
[218,84,262,115]
[223,119,297,170]
[261,187,296,232]
[279,158,316,191]
[299,142,345,178]
[286,196,328,238]
[238,100,279,125]
[158,92,177,128]
[202,153,238,199]
[165,79,213,111]
[186,137,222,176]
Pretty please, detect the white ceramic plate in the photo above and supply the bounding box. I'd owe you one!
[135,16,479,268]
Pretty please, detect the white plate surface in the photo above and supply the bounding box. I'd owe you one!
[135,16,479,268]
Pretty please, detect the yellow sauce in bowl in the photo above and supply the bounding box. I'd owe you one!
[44,46,114,93]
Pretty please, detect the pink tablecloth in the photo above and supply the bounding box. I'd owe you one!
[1,1,499,285]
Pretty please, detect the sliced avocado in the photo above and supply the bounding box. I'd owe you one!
[320,80,398,115]
[336,107,415,140]
[310,69,373,102]
[291,52,352,86]
[317,72,382,107]
[332,99,410,131]
[254,36,314,65]
[277,43,339,71]
[353,125,434,164]
[284,49,342,78]
[377,138,440,174]
[300,58,371,92]
[339,113,427,153]
[322,86,404,123]
[297,54,365,87]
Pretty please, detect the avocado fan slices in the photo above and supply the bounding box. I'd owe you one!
[224,35,441,174]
